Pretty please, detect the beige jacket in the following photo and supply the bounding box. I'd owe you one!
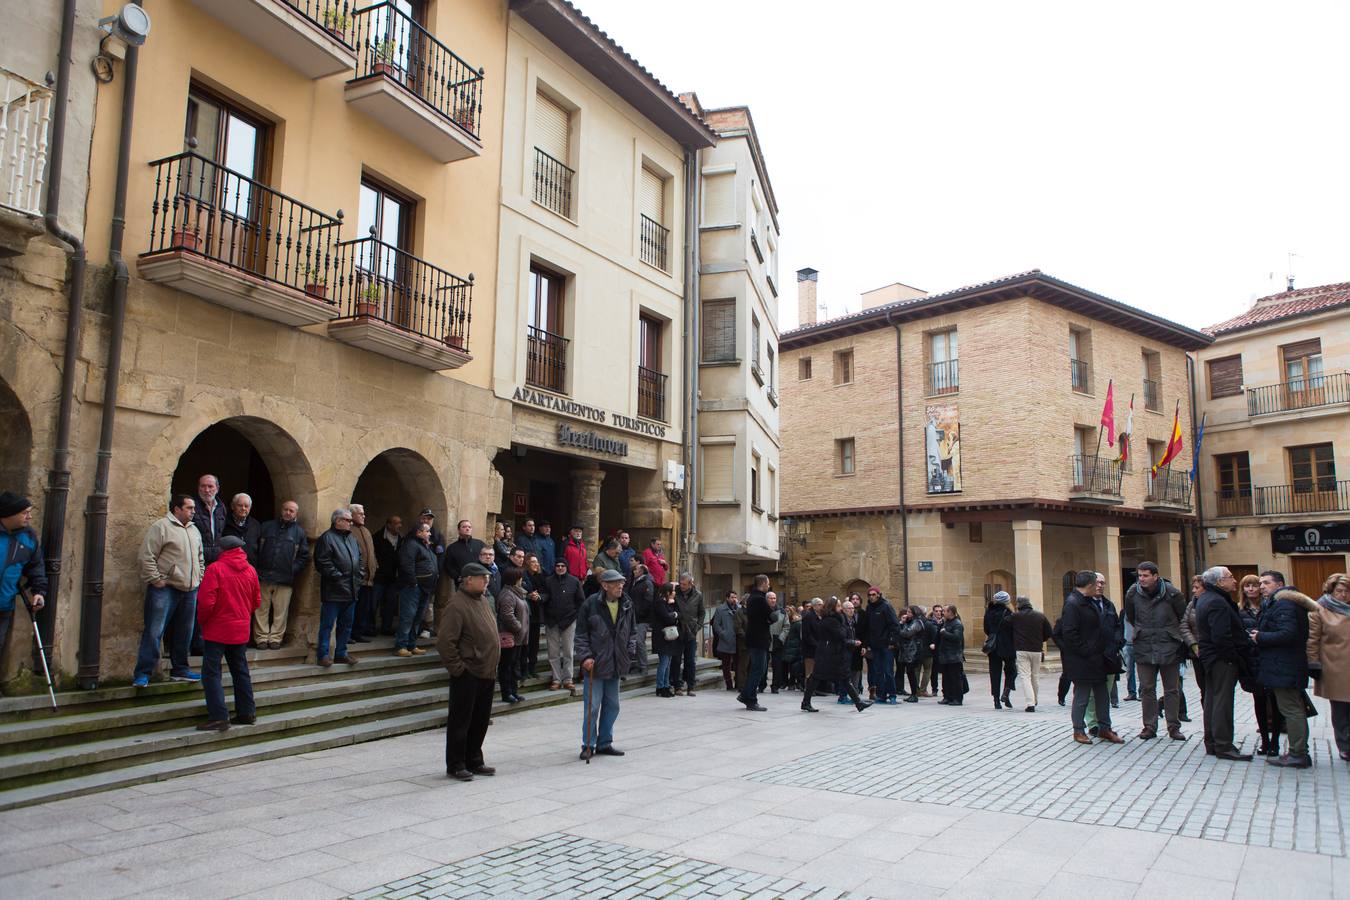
[1309,601,1350,702]
[353,523,377,587]
[139,515,205,590]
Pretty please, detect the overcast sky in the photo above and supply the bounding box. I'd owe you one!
[574,0,1349,332]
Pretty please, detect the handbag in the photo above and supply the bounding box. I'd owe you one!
[662,625,680,642]
[981,634,996,655]
[1103,651,1124,676]
[1303,690,1319,718]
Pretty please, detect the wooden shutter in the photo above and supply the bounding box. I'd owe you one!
[1282,339,1321,360]
[639,166,663,222]
[701,444,734,500]
[1207,355,1243,398]
[701,299,735,362]
[535,92,570,162]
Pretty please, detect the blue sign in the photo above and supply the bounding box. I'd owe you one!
[917,561,934,572]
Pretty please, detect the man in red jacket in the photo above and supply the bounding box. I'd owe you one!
[196,535,261,732]
[642,538,669,587]
[563,525,589,580]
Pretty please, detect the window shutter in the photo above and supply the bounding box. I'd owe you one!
[639,166,663,223]
[1207,355,1243,398]
[701,444,734,500]
[1282,339,1321,360]
[535,92,570,162]
[701,299,735,362]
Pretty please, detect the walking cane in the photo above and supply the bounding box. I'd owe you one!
[21,590,58,711]
[581,666,592,764]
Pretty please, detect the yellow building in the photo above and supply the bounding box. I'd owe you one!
[1194,281,1350,591]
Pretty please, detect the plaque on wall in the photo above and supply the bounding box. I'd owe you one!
[1270,523,1350,554]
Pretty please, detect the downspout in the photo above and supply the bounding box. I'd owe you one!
[77,11,141,689]
[886,311,908,604]
[36,0,89,671]
[681,146,700,572]
[1187,354,1206,572]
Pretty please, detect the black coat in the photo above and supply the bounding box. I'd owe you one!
[1124,578,1188,666]
[255,519,309,586]
[982,604,1016,661]
[812,613,854,681]
[842,614,864,670]
[372,530,402,585]
[896,616,926,665]
[396,537,438,591]
[222,516,261,569]
[1197,586,1252,666]
[745,590,773,650]
[1059,590,1120,683]
[783,619,802,663]
[674,586,704,641]
[630,574,656,625]
[650,596,681,655]
[443,536,484,583]
[541,572,584,629]
[193,499,227,565]
[860,597,901,650]
[313,527,364,603]
[801,608,821,658]
[1255,589,1315,690]
[574,591,638,680]
[936,617,965,665]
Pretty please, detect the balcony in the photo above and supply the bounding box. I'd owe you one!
[1143,378,1160,412]
[0,70,50,256]
[186,0,356,79]
[1214,489,1253,518]
[1246,372,1350,421]
[533,148,574,219]
[928,359,959,396]
[750,229,763,263]
[137,151,343,327]
[639,214,669,272]
[1070,358,1091,394]
[344,2,484,162]
[1069,454,1123,504]
[1254,481,1350,517]
[637,365,667,421]
[325,234,473,370]
[1144,469,1192,512]
[526,326,568,393]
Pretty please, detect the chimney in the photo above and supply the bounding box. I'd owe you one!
[797,268,818,326]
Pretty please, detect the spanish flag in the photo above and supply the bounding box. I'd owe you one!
[1152,401,1184,476]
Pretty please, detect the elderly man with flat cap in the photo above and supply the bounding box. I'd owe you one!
[0,492,47,688]
[437,561,501,781]
[575,568,638,760]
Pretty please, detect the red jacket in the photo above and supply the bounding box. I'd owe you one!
[564,538,589,580]
[196,547,261,644]
[642,547,668,587]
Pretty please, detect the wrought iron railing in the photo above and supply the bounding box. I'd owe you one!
[1254,481,1350,516]
[766,273,777,297]
[526,325,568,392]
[1247,372,1349,416]
[1070,358,1091,393]
[640,214,669,271]
[1143,378,1160,411]
[638,365,667,421]
[928,359,959,395]
[534,147,573,218]
[352,2,483,138]
[144,150,344,297]
[1214,489,1253,518]
[334,232,473,347]
[1069,454,1123,497]
[0,69,52,217]
[283,0,357,46]
[750,229,763,263]
[1146,469,1191,506]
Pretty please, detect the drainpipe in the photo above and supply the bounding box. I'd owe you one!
[1187,354,1206,572]
[36,0,89,673]
[76,8,141,689]
[680,146,701,575]
[886,311,908,604]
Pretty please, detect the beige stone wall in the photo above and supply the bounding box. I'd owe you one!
[780,514,905,608]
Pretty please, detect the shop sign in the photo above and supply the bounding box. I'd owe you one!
[513,492,528,515]
[557,423,628,457]
[917,561,934,572]
[513,386,668,439]
[1271,523,1350,554]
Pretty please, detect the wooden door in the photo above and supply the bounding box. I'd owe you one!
[1291,555,1346,595]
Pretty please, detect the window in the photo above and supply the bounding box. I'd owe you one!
[638,165,669,270]
[533,90,573,217]
[1072,426,1095,486]
[702,171,734,224]
[766,344,776,394]
[1069,327,1091,393]
[1282,339,1323,388]
[767,464,777,516]
[355,176,416,323]
[1290,443,1336,494]
[750,452,762,512]
[701,299,736,362]
[837,438,855,475]
[1207,355,1243,399]
[526,263,567,392]
[1215,452,1252,516]
[638,314,666,421]
[182,86,271,260]
[799,357,812,380]
[834,349,854,385]
[1147,439,1167,494]
[928,328,959,394]
[528,263,564,333]
[750,313,762,381]
[700,442,734,501]
[1142,349,1161,411]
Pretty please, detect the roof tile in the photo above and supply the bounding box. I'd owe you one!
[1205,282,1350,335]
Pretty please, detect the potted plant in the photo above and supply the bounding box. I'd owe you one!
[355,282,382,317]
[303,266,327,300]
[372,39,399,77]
[444,332,466,350]
[323,6,350,41]
[171,226,200,253]
[452,101,476,134]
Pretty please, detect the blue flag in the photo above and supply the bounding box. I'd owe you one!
[1190,414,1207,482]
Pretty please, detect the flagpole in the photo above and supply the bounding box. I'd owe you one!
[1094,379,1112,461]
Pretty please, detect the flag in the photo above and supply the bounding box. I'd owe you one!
[1190,413,1207,482]
[1119,394,1134,465]
[1153,401,1184,476]
[1099,379,1115,447]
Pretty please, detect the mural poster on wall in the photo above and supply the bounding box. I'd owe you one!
[925,403,962,494]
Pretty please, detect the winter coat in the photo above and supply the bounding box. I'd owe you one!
[784,619,803,663]
[1196,586,1253,666]
[921,617,940,661]
[221,516,261,569]
[896,616,926,665]
[982,603,1016,661]
[1309,597,1350,702]
[0,525,47,613]
[372,529,401,586]
[711,602,740,655]
[437,588,500,679]
[397,537,439,591]
[444,536,485,584]
[801,608,821,658]
[593,549,622,576]
[497,583,528,648]
[534,533,557,572]
[195,547,261,645]
[642,547,669,586]
[769,605,790,650]
[675,586,704,641]
[515,531,546,566]
[1011,609,1052,653]
[1124,578,1189,666]
[842,614,864,670]
[1255,589,1316,690]
[192,498,227,565]
[541,572,585,629]
[255,519,309,586]
[812,613,854,681]
[494,538,513,567]
[860,596,901,650]
[745,590,773,650]
[617,546,636,578]
[352,524,377,587]
[629,573,655,625]
[139,515,205,591]
[936,617,965,665]
[650,595,681,655]
[313,527,364,603]
[574,591,638,679]
[563,538,589,580]
[1060,590,1119,683]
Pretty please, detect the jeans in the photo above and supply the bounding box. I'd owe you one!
[867,646,896,699]
[498,646,518,701]
[1122,643,1137,696]
[1072,680,1112,733]
[581,675,621,749]
[1016,650,1041,708]
[317,600,355,660]
[1272,687,1309,756]
[134,585,198,680]
[201,641,255,723]
[1202,659,1239,753]
[546,623,576,683]
[656,652,673,689]
[1136,660,1181,730]
[630,623,650,674]
[395,585,430,650]
[446,673,494,772]
[678,637,698,689]
[739,648,768,704]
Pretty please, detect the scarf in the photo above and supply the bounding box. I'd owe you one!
[1319,593,1350,618]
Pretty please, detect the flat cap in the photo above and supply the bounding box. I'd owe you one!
[461,562,490,577]
[599,569,626,583]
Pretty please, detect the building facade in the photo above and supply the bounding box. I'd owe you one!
[1195,281,1350,592]
[779,270,1212,647]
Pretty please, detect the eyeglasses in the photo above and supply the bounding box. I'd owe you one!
[337,517,353,523]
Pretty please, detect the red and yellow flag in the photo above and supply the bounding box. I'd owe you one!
[1152,401,1184,475]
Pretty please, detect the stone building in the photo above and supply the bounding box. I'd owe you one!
[778,269,1212,646]
[1194,281,1350,591]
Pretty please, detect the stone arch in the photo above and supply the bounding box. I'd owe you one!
[841,578,871,602]
[168,416,319,526]
[350,447,447,532]
[0,376,33,496]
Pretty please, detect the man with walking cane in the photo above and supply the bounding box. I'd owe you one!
[576,569,637,760]
[0,492,48,696]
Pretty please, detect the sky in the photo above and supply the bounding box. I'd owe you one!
[571,0,1349,332]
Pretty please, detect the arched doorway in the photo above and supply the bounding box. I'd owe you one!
[842,578,871,602]
[351,448,446,532]
[0,378,32,493]
[170,417,318,525]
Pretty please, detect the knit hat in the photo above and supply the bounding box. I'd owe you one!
[218,536,245,552]
[461,562,490,577]
[599,569,626,583]
[992,591,1011,605]
[0,492,32,518]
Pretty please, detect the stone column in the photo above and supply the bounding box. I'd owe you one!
[1093,525,1123,609]
[1012,519,1044,613]
[569,463,605,549]
[1156,530,1183,587]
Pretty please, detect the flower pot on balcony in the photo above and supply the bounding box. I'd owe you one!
[171,229,200,252]
[355,299,381,317]
[304,283,327,300]
[373,61,398,78]
[444,333,465,350]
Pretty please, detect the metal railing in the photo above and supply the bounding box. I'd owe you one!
[1146,469,1191,506]
[144,150,344,296]
[928,359,959,395]
[750,229,763,263]
[1143,378,1160,411]
[638,365,667,421]
[533,147,573,218]
[526,325,568,392]
[639,214,669,271]
[352,2,484,138]
[1069,454,1123,497]
[1070,358,1091,393]
[1247,372,1350,416]
[0,70,52,217]
[334,232,473,347]
[766,273,777,297]
[1254,481,1350,516]
[282,0,357,46]
[1214,489,1253,517]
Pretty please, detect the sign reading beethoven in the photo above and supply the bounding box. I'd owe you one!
[557,423,628,457]
[1270,523,1350,554]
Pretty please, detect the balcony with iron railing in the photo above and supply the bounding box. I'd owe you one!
[1144,469,1192,511]
[533,148,574,219]
[1070,358,1091,394]
[526,326,568,393]
[326,231,474,370]
[1069,454,1123,504]
[186,0,357,79]
[137,149,345,327]
[1246,371,1350,419]
[1214,488,1253,518]
[1143,378,1160,412]
[1213,481,1350,517]
[344,2,484,161]
[928,359,959,396]
[638,365,668,421]
[639,214,669,272]
[0,69,50,226]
